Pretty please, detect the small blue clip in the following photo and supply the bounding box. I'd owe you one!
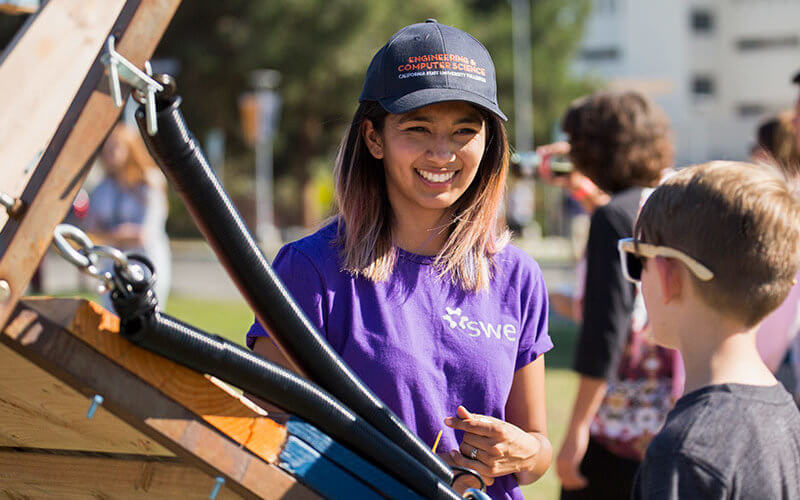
[86,395,104,419]
[209,476,225,499]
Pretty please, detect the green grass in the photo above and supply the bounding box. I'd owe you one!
[63,292,579,499]
[521,318,579,500]
[163,295,253,345]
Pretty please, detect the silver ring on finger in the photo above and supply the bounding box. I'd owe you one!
[469,446,478,460]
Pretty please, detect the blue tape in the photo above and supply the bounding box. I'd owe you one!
[287,417,422,499]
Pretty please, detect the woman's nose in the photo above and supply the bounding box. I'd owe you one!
[426,135,457,165]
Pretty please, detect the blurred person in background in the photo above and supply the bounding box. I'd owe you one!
[544,91,677,500]
[84,122,171,308]
[751,111,798,169]
[534,140,610,323]
[752,104,800,405]
[794,70,800,148]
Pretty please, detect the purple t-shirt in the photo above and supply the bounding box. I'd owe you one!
[247,222,552,499]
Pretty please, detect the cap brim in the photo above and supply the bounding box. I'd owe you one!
[379,88,507,121]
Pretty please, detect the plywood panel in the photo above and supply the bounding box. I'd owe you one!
[0,342,172,455]
[0,450,243,499]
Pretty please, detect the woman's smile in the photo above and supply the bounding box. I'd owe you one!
[415,168,459,185]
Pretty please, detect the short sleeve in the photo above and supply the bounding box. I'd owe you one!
[573,206,635,379]
[633,452,727,500]
[515,267,552,370]
[246,244,328,349]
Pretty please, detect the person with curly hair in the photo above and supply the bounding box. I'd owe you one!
[542,91,676,499]
[752,111,799,175]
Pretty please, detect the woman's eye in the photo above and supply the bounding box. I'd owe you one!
[404,126,429,133]
[455,128,479,135]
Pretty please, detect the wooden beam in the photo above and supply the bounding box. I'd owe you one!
[24,297,288,465]
[0,0,125,211]
[0,449,243,499]
[0,0,181,331]
[0,300,316,500]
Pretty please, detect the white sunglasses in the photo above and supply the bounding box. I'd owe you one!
[617,237,714,284]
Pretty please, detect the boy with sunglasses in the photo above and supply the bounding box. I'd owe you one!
[623,161,800,499]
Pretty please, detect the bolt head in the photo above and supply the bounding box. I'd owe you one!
[0,280,10,302]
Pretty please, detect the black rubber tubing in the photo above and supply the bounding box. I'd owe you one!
[116,307,460,500]
[134,96,453,485]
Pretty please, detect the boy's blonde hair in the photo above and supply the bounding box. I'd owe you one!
[636,161,800,326]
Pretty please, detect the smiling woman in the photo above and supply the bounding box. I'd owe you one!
[247,19,553,500]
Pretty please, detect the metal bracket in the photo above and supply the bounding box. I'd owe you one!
[100,36,163,135]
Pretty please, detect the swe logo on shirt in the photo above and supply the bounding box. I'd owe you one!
[441,306,517,342]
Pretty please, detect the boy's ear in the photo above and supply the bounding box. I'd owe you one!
[362,120,384,159]
[655,256,683,304]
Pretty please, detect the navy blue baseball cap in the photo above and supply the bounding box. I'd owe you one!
[359,19,507,121]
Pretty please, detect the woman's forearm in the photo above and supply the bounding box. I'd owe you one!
[515,431,553,484]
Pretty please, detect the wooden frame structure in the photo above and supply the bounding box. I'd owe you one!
[1,298,315,498]
[0,2,322,497]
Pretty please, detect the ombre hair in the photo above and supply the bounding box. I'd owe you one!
[333,101,510,292]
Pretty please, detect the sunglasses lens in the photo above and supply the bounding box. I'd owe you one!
[625,251,644,281]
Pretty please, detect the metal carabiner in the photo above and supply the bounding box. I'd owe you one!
[53,224,95,269]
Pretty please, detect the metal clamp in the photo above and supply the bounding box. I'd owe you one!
[101,36,163,135]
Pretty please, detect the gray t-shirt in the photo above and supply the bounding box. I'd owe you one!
[633,383,800,499]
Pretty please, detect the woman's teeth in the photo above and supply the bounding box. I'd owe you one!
[417,170,456,183]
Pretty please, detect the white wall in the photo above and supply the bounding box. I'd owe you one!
[572,0,800,165]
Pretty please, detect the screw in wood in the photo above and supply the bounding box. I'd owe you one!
[86,394,104,419]
[209,477,225,499]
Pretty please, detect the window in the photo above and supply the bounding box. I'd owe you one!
[737,35,799,51]
[595,0,617,14]
[690,9,714,33]
[737,103,768,117]
[692,75,715,96]
[580,47,620,61]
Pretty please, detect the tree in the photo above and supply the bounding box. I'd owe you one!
[156,0,471,230]
[1,1,595,234]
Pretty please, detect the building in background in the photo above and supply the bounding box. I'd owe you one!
[572,0,800,165]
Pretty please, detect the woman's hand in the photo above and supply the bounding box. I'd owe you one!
[444,406,543,486]
[555,421,590,490]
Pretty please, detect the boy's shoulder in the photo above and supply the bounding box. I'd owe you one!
[646,383,800,490]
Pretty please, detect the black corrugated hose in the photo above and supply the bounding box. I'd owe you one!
[132,77,454,486]
[109,258,459,500]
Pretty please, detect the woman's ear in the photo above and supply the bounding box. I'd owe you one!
[655,256,683,304]
[362,120,384,159]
